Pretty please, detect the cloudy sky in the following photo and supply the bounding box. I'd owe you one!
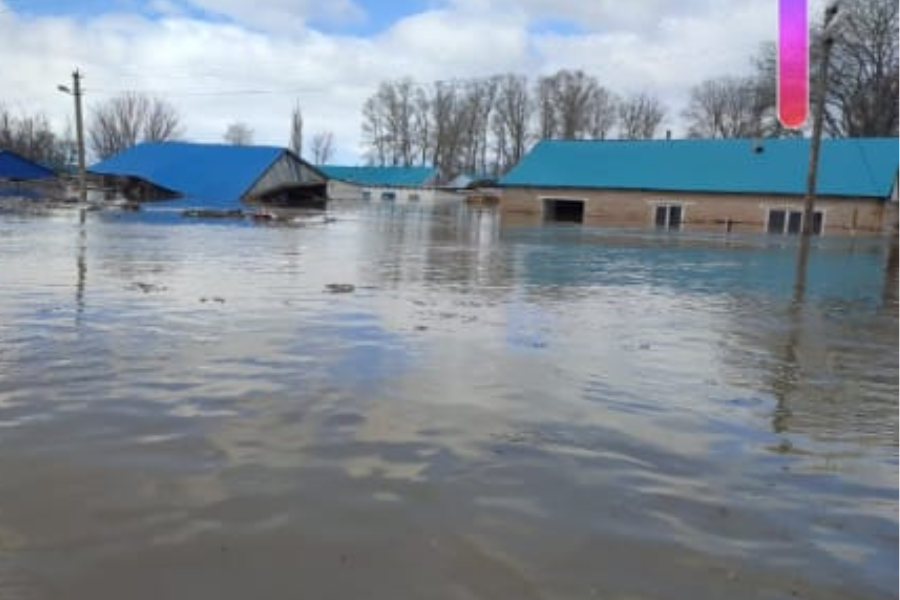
[0,0,781,163]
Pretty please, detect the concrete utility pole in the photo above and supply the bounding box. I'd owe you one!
[58,70,87,204]
[802,3,839,236]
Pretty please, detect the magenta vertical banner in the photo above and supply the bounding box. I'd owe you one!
[778,0,809,128]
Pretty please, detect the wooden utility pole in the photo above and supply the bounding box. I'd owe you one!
[59,70,87,204]
[802,4,839,236]
[73,70,87,205]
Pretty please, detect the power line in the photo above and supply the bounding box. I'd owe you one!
[86,87,327,97]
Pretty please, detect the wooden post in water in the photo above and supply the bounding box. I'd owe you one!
[58,69,88,204]
[802,3,839,236]
[73,70,87,205]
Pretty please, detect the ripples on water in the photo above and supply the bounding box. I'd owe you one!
[0,202,897,599]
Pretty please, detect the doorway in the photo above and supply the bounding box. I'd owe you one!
[543,198,585,223]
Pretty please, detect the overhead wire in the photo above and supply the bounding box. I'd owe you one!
[86,87,327,97]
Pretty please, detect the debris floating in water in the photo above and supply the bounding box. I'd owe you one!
[182,209,244,219]
[131,282,167,293]
[325,284,355,294]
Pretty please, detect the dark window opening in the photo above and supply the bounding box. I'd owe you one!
[655,205,667,227]
[767,209,823,235]
[811,211,823,234]
[655,204,683,230]
[787,211,803,234]
[768,209,786,233]
[669,205,682,229]
[544,199,585,223]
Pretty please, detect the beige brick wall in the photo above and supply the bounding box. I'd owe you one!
[500,187,898,235]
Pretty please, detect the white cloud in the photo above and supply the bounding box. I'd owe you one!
[0,1,777,162]
[183,0,366,32]
[378,9,531,80]
[533,3,773,90]
[448,0,726,31]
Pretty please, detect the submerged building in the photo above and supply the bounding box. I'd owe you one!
[91,142,328,209]
[0,149,62,200]
[321,165,440,202]
[0,149,56,181]
[499,138,899,235]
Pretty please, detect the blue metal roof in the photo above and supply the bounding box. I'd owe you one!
[499,138,899,199]
[90,142,287,206]
[0,149,56,180]
[320,165,437,187]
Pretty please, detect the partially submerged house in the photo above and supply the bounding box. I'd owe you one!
[499,138,899,235]
[0,149,58,199]
[91,142,328,209]
[321,165,440,202]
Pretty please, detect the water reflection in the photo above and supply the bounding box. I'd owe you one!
[0,204,896,600]
[769,238,812,435]
[883,237,898,312]
[75,208,87,322]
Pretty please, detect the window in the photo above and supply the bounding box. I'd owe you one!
[361,190,372,201]
[654,204,683,230]
[543,198,585,223]
[381,191,396,201]
[767,209,823,235]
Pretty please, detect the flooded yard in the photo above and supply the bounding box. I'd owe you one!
[0,201,897,599]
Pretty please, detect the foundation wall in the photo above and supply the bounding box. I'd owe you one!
[500,187,897,235]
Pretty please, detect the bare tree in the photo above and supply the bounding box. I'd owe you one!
[683,76,768,138]
[223,122,254,146]
[618,93,666,139]
[430,80,467,179]
[412,86,431,166]
[144,100,182,143]
[492,73,532,173]
[311,131,335,164]
[536,75,557,139]
[535,69,610,140]
[555,70,597,139]
[361,79,422,167]
[458,77,498,175]
[825,0,898,136]
[0,104,70,168]
[289,103,303,157]
[89,92,182,159]
[746,43,799,137]
[750,0,898,138]
[588,86,619,140]
[362,95,388,166]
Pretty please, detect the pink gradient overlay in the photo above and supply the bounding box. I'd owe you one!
[778,0,808,128]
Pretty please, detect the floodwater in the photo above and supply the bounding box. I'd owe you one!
[0,200,897,600]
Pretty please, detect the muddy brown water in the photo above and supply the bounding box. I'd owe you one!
[0,201,897,599]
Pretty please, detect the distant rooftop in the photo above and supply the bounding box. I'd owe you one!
[320,165,437,187]
[0,149,56,181]
[499,138,899,199]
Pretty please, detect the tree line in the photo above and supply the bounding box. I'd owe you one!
[360,0,897,180]
[1,0,895,175]
[361,73,667,179]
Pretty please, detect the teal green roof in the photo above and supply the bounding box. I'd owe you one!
[320,165,437,187]
[499,138,898,199]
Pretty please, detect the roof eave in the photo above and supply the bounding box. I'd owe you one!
[498,182,889,200]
